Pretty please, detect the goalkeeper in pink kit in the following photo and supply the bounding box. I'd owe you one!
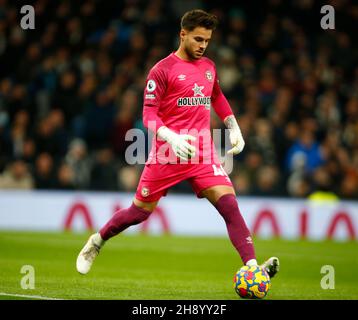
[77,9,279,279]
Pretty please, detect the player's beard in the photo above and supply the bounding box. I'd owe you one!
[184,43,204,60]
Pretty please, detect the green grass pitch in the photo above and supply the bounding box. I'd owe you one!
[0,231,357,300]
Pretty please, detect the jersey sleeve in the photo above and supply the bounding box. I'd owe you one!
[142,65,167,132]
[211,67,234,121]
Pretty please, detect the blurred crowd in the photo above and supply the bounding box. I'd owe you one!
[0,0,357,199]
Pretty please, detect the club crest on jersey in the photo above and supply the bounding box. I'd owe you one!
[205,70,213,82]
[141,187,150,197]
[146,80,156,92]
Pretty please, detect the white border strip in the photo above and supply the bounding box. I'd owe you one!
[0,292,66,300]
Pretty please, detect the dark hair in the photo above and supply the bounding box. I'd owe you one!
[180,9,218,31]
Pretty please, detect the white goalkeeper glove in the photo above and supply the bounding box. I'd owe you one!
[225,115,245,155]
[157,126,196,161]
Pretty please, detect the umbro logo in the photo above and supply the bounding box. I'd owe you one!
[178,74,186,81]
[246,236,253,244]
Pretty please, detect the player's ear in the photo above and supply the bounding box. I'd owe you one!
[179,29,187,40]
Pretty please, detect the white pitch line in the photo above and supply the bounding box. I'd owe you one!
[0,292,66,300]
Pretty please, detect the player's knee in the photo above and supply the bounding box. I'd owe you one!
[133,198,158,213]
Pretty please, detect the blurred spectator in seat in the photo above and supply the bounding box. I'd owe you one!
[9,117,27,159]
[0,160,34,189]
[286,130,325,174]
[316,90,341,130]
[339,173,358,200]
[308,166,338,202]
[52,69,80,124]
[65,138,91,189]
[35,56,58,119]
[83,88,116,150]
[73,72,98,138]
[7,84,30,122]
[111,89,137,159]
[280,65,300,95]
[296,93,316,120]
[268,86,293,127]
[1,110,30,164]
[287,174,311,198]
[47,109,69,155]
[16,43,42,83]
[21,137,37,167]
[90,148,118,191]
[216,46,240,95]
[13,109,30,134]
[274,121,299,169]
[96,53,113,85]
[243,150,263,184]
[111,106,134,159]
[232,170,251,196]
[258,66,277,109]
[249,118,276,164]
[55,163,75,190]
[118,165,140,192]
[251,165,282,197]
[34,152,56,189]
[35,109,68,158]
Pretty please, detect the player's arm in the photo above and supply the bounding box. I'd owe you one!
[142,67,196,160]
[142,67,166,131]
[211,70,245,155]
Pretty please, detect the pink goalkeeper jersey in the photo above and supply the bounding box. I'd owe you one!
[143,52,233,164]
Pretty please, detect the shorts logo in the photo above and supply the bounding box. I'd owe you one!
[205,70,213,82]
[141,187,150,197]
[146,80,156,92]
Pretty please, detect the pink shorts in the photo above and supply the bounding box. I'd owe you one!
[135,163,233,202]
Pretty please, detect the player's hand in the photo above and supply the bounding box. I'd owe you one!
[157,126,196,160]
[171,134,197,160]
[225,116,245,155]
[227,127,245,155]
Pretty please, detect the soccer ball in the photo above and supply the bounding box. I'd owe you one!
[233,265,271,299]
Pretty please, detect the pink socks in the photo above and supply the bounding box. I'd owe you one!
[214,194,256,264]
[99,203,152,240]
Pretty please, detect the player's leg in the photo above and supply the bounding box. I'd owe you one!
[76,198,158,275]
[201,185,280,277]
[97,162,191,244]
[98,198,158,241]
[200,185,257,266]
[76,163,168,274]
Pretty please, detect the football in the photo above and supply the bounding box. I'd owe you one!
[234,265,271,299]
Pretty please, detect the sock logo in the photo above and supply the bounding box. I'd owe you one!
[246,236,253,244]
